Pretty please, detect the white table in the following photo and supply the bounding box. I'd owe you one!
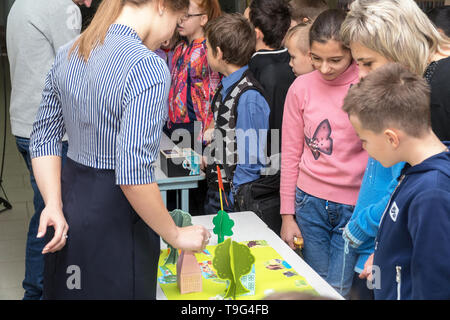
[155,134,205,212]
[156,211,344,300]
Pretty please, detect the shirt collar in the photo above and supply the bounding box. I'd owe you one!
[108,24,142,42]
[221,65,249,96]
[251,47,288,58]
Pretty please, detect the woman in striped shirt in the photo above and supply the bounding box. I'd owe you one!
[29,0,210,299]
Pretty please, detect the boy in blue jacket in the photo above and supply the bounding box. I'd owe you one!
[343,63,450,300]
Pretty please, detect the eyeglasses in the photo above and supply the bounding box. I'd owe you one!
[179,13,205,22]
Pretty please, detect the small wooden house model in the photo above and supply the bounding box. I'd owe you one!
[177,251,202,294]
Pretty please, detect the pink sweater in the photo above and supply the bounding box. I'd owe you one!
[280,62,368,214]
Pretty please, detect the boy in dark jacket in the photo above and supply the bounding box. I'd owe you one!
[343,63,450,300]
[245,0,295,156]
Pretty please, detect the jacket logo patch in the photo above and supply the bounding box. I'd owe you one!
[389,202,399,222]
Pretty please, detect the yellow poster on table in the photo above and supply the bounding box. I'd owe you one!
[158,240,318,300]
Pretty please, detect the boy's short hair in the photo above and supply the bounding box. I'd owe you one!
[289,0,328,23]
[343,63,431,138]
[205,13,256,67]
[284,21,312,54]
[249,0,291,49]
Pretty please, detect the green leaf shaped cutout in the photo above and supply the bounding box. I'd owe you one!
[213,238,255,299]
[212,210,234,244]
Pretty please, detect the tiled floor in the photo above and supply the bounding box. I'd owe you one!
[0,57,29,300]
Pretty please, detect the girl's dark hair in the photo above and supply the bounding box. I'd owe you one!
[309,8,347,47]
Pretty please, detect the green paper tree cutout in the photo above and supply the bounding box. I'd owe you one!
[163,209,193,265]
[212,210,234,243]
[213,238,255,299]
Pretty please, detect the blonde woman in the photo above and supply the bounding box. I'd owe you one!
[29,0,210,299]
[339,0,450,300]
[341,0,450,140]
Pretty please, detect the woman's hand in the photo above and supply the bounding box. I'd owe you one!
[281,214,303,250]
[37,204,69,254]
[172,225,211,253]
[31,156,66,254]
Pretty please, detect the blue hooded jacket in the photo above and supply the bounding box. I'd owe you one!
[343,158,404,273]
[373,144,450,300]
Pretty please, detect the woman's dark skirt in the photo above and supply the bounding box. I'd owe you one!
[43,158,160,299]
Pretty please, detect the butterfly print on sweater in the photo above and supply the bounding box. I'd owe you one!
[305,119,333,160]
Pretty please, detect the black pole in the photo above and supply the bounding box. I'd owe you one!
[0,41,12,213]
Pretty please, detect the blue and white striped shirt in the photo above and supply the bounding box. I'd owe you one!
[30,24,170,185]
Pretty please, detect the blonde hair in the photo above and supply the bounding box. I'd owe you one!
[340,0,450,75]
[285,21,312,54]
[69,0,189,62]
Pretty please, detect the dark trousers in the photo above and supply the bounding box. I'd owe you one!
[43,158,160,299]
[203,188,234,215]
[350,272,374,300]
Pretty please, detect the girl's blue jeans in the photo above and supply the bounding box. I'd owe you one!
[295,187,357,299]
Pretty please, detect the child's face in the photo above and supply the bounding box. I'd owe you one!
[350,42,391,79]
[177,1,207,40]
[349,115,399,168]
[285,36,314,77]
[310,39,353,81]
[205,40,221,73]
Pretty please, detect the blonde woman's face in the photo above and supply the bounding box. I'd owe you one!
[350,42,392,79]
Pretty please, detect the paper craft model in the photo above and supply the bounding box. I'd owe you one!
[213,210,235,244]
[213,238,255,299]
[177,251,202,294]
[164,209,193,265]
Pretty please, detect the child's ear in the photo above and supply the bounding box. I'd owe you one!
[157,0,165,16]
[255,28,264,41]
[200,14,208,28]
[384,129,400,149]
[216,46,223,61]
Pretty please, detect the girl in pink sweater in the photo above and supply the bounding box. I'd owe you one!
[280,9,367,298]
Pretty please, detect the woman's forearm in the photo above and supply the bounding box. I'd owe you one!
[120,183,180,245]
[31,156,63,208]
